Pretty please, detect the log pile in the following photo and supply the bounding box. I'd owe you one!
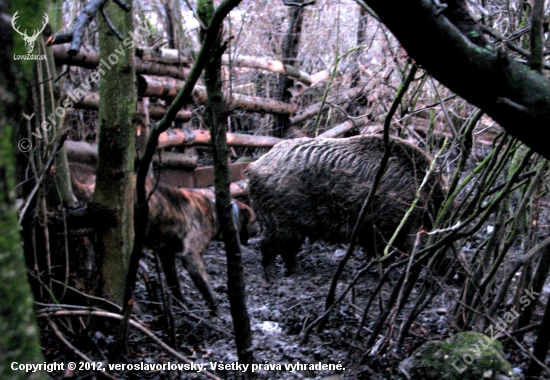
[50,39,370,188]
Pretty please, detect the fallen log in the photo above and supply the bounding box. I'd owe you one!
[65,127,280,155]
[139,47,319,86]
[147,104,191,122]
[59,91,192,122]
[157,129,282,149]
[53,44,322,87]
[137,75,298,115]
[64,140,198,169]
[151,151,199,169]
[65,140,98,165]
[290,86,367,125]
[225,55,313,86]
[316,120,363,138]
[52,44,190,80]
[67,154,249,198]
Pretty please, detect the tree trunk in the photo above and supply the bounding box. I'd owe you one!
[0,1,46,377]
[198,0,254,364]
[347,5,368,116]
[39,1,75,209]
[94,1,136,305]
[163,0,177,49]
[273,1,307,138]
[58,91,192,121]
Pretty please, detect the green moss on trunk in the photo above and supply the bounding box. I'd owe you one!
[94,1,136,305]
[1,1,47,377]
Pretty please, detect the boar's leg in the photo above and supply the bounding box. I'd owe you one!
[261,232,304,281]
[232,200,258,246]
[179,246,219,313]
[158,250,185,302]
[280,242,303,275]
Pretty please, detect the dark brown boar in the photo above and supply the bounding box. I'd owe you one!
[69,163,257,312]
[246,135,446,280]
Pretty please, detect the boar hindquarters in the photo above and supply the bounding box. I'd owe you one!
[247,135,445,280]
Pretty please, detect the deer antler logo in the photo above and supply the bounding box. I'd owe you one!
[12,11,49,54]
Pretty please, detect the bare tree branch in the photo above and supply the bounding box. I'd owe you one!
[362,0,550,160]
[46,0,131,55]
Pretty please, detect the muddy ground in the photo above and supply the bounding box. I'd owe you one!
[39,230,533,380]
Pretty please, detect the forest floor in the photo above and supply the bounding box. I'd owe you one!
[38,232,536,379]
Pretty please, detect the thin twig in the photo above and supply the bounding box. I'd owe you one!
[47,318,119,380]
[123,0,243,357]
[39,309,222,380]
[19,133,68,225]
[299,259,377,344]
[428,272,550,374]
[318,63,418,332]
[48,278,123,312]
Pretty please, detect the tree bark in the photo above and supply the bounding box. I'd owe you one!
[53,44,322,86]
[163,0,177,50]
[64,131,280,162]
[58,91,192,121]
[140,47,317,86]
[64,140,199,169]
[290,86,367,125]
[94,1,136,305]
[52,44,190,80]
[0,1,46,377]
[361,0,550,160]
[347,4,368,116]
[137,75,298,114]
[132,1,244,322]
[37,5,75,209]
[316,120,363,138]
[199,0,254,364]
[273,0,307,138]
[157,128,282,149]
[530,0,544,73]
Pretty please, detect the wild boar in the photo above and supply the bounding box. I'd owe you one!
[69,163,257,312]
[246,135,446,280]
